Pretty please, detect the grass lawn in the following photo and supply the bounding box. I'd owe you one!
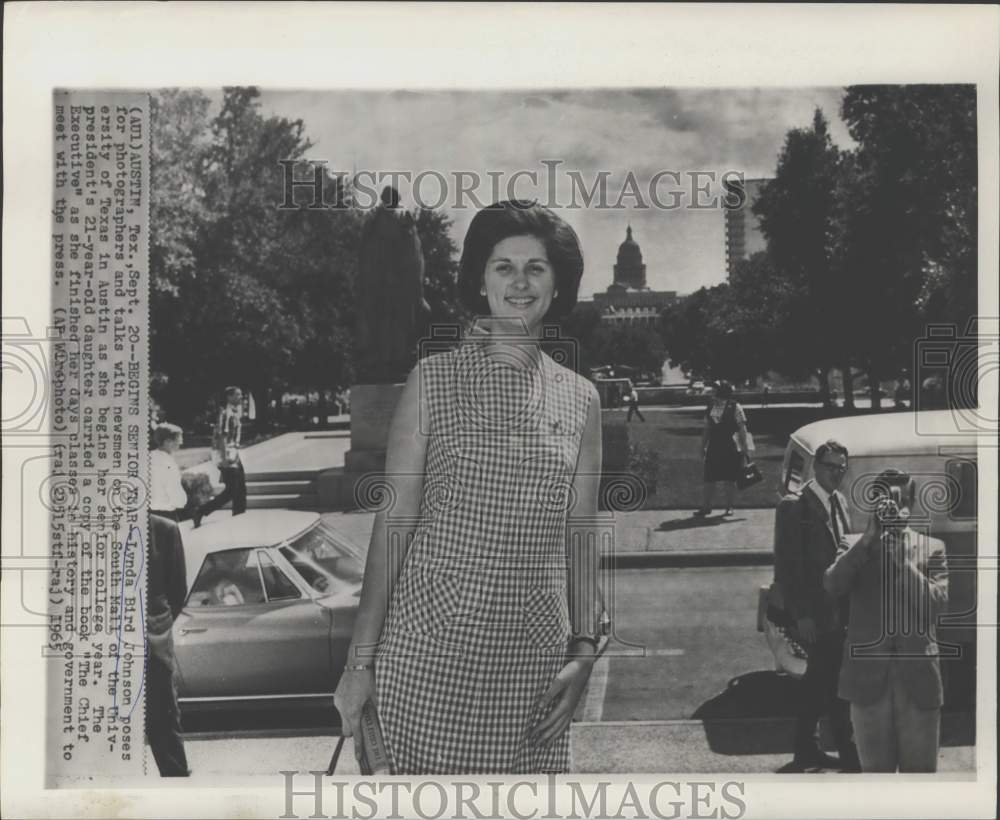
[606,405,895,510]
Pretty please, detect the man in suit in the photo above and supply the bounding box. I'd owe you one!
[146,514,190,776]
[823,469,948,772]
[774,439,861,772]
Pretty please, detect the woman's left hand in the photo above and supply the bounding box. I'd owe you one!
[529,657,595,747]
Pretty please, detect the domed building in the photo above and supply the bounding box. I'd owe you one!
[613,224,647,290]
[592,224,678,326]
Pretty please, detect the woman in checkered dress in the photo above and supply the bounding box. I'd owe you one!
[335,201,603,774]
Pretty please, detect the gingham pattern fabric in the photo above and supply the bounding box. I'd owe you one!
[375,339,593,774]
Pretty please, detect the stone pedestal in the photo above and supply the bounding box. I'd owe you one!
[348,383,406,453]
[318,383,404,510]
[346,381,405,471]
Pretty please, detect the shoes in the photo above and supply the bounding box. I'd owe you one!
[792,751,843,770]
[723,507,734,516]
[693,508,711,517]
[838,748,863,773]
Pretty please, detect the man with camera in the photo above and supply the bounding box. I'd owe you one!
[774,439,861,772]
[823,469,949,772]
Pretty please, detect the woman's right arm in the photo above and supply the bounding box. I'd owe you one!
[334,365,429,739]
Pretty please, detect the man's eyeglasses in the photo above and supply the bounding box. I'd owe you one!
[817,461,848,474]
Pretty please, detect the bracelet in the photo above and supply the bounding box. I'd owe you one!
[347,662,374,672]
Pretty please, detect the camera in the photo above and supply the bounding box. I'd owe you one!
[913,317,998,436]
[2,317,79,439]
[875,485,904,525]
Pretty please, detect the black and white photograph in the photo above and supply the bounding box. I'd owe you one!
[140,82,986,778]
[2,4,997,819]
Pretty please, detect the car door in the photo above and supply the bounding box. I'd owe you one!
[173,547,332,699]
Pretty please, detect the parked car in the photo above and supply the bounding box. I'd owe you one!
[173,511,363,711]
[780,409,978,705]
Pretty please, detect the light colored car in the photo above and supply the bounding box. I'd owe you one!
[174,511,363,711]
[779,409,979,703]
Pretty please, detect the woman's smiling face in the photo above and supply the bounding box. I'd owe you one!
[481,235,556,336]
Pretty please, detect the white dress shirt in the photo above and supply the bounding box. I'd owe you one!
[808,480,847,536]
[151,449,188,511]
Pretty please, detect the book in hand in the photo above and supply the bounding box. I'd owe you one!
[357,698,392,775]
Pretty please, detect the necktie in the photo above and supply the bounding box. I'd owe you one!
[829,494,843,542]
[829,493,851,626]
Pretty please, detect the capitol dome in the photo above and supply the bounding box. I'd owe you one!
[613,224,647,289]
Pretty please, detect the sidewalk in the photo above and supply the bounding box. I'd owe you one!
[178,430,778,567]
[181,716,976,777]
[321,507,777,568]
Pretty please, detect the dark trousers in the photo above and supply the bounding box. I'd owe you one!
[146,651,189,776]
[198,462,247,517]
[794,629,857,762]
[627,405,645,422]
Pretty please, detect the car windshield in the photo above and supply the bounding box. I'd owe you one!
[279,522,364,595]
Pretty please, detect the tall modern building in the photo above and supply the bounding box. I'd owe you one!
[724,177,770,277]
[592,224,678,326]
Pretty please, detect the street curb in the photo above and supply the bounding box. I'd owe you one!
[603,551,774,569]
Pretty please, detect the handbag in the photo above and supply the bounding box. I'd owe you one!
[758,583,808,678]
[736,455,763,489]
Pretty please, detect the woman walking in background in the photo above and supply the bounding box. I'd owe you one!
[694,381,749,517]
[335,200,604,774]
[194,386,247,526]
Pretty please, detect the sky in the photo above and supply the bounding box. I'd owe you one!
[258,88,855,299]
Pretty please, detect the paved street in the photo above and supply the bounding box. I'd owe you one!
[173,411,975,774]
[180,563,976,774]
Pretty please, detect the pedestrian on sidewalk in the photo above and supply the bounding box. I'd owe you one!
[773,439,861,773]
[694,381,748,517]
[626,383,645,423]
[824,469,948,772]
[146,514,190,776]
[150,422,190,522]
[335,200,604,776]
[194,386,247,526]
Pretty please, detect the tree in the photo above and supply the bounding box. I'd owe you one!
[150,87,363,426]
[600,324,666,377]
[726,252,797,380]
[413,207,469,335]
[560,302,605,374]
[149,89,214,298]
[752,109,845,406]
[658,285,730,379]
[840,85,977,326]
[837,85,977,408]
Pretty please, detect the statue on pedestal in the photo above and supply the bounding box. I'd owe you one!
[356,186,430,383]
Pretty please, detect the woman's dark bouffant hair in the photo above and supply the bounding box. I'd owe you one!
[458,200,584,321]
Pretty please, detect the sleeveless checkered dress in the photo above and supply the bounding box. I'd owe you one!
[374,339,594,774]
